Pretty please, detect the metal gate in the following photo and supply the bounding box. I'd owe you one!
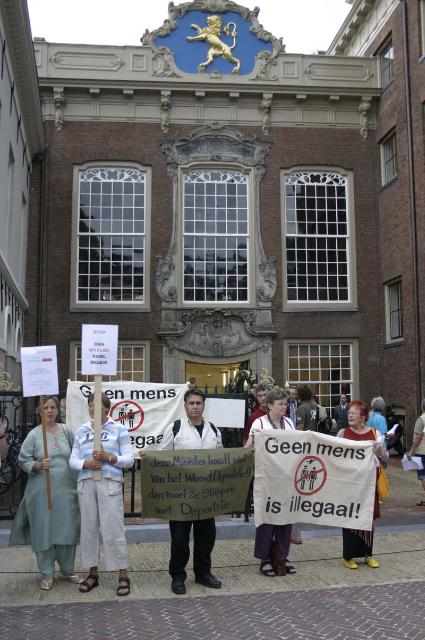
[0,392,33,520]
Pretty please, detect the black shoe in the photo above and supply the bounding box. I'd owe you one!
[195,573,222,589]
[171,578,186,595]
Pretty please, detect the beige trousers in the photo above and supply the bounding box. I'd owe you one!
[78,477,128,571]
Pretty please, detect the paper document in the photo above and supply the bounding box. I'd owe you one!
[401,454,424,471]
[21,345,59,397]
[387,424,399,437]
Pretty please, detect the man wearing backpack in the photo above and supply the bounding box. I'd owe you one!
[160,388,223,595]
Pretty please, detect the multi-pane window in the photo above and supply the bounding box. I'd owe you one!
[381,132,397,185]
[75,343,145,382]
[77,167,145,303]
[183,169,249,303]
[284,172,349,303]
[386,281,402,341]
[287,342,353,412]
[379,39,393,88]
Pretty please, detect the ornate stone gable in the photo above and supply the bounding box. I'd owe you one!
[141,0,285,80]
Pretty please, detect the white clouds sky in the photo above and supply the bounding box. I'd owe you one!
[27,0,351,54]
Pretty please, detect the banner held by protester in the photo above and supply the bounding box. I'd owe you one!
[254,430,376,531]
[141,447,254,520]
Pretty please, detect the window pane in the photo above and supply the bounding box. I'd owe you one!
[285,172,349,304]
[287,342,353,413]
[183,170,249,303]
[75,343,145,382]
[77,168,146,303]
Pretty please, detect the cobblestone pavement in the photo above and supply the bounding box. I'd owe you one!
[1,531,425,639]
[1,580,425,640]
[1,460,425,639]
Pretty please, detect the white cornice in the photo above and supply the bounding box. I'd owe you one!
[327,0,399,56]
[1,0,44,156]
[34,41,380,95]
[0,251,29,312]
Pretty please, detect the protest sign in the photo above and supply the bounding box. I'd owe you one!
[21,345,59,509]
[141,447,254,520]
[21,346,59,397]
[204,397,245,429]
[81,324,118,376]
[66,381,187,454]
[254,430,376,531]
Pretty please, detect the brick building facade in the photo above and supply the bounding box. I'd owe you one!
[22,0,425,437]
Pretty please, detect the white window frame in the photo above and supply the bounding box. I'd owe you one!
[380,131,398,185]
[283,339,359,414]
[70,340,150,382]
[385,280,403,343]
[281,168,357,311]
[378,38,394,89]
[70,161,151,311]
[178,164,255,307]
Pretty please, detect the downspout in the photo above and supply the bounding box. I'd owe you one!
[36,145,47,346]
[400,0,422,407]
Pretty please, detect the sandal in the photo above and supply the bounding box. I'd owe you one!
[260,560,276,577]
[59,573,83,584]
[40,578,53,590]
[79,573,99,593]
[286,563,296,574]
[116,577,130,596]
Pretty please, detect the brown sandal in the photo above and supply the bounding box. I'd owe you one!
[116,577,130,596]
[79,573,99,593]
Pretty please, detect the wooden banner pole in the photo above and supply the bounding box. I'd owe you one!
[93,374,102,481]
[40,394,53,509]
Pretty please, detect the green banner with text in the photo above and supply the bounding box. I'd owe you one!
[141,448,254,520]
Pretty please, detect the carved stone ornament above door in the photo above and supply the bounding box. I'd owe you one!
[159,308,275,358]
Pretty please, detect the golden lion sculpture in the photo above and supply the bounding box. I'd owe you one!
[186,15,241,74]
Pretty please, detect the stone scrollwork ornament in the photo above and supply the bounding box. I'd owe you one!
[358,96,372,139]
[53,87,65,131]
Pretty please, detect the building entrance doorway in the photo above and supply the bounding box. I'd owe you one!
[185,360,250,393]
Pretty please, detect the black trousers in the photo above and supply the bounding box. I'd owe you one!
[169,518,216,580]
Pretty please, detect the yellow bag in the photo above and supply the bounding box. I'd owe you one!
[377,465,389,500]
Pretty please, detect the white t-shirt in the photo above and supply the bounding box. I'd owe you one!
[248,414,294,445]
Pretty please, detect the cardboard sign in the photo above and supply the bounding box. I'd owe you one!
[81,324,118,376]
[141,447,254,520]
[254,430,376,530]
[204,397,246,429]
[21,346,59,398]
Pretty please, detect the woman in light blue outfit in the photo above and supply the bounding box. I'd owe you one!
[10,396,81,590]
[366,397,388,435]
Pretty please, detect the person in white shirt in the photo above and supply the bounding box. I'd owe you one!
[160,388,223,595]
[245,387,296,576]
[69,392,134,596]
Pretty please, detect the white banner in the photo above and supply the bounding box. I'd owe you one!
[254,430,376,531]
[66,381,187,455]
